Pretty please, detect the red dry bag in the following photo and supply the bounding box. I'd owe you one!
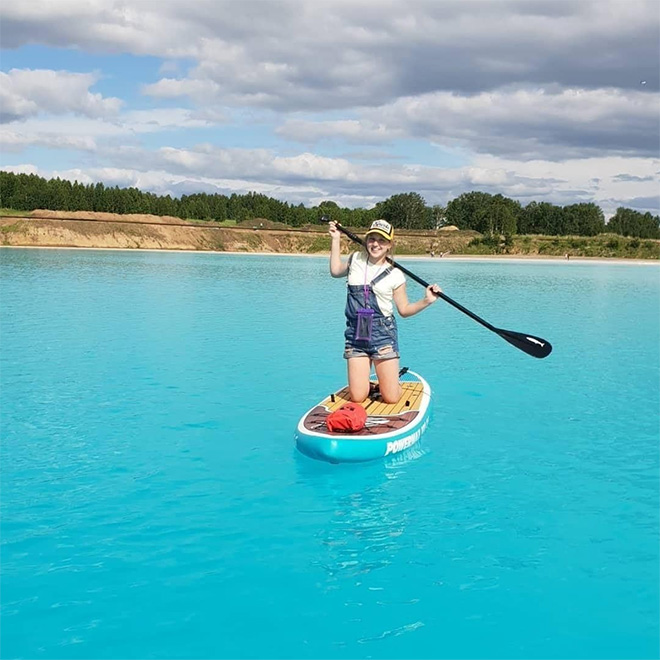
[325,403,367,433]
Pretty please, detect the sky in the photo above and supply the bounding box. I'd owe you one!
[1,0,658,218]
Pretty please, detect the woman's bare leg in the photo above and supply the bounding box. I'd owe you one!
[373,358,402,403]
[347,356,371,402]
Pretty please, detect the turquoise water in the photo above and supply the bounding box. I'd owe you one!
[1,248,658,660]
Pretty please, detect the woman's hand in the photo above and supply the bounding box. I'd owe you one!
[425,284,442,304]
[394,282,442,317]
[329,221,349,277]
[328,221,341,240]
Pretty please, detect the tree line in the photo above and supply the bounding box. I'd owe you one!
[0,171,657,239]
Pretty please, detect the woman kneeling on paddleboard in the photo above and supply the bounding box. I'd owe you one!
[329,219,442,404]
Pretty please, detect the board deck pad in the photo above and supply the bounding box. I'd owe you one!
[303,380,425,436]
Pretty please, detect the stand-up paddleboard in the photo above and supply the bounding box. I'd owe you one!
[295,369,431,463]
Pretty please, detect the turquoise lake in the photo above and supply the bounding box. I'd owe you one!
[1,248,658,660]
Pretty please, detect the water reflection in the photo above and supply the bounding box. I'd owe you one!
[294,445,429,586]
[292,448,433,650]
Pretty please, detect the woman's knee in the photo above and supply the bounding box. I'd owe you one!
[349,385,369,403]
[379,383,402,404]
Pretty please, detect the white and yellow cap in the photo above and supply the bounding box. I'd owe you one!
[366,219,394,241]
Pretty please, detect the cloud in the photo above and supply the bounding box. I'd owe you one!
[122,108,221,131]
[470,153,660,216]
[0,1,199,58]
[0,129,96,151]
[276,119,406,145]
[616,195,659,213]
[376,87,659,160]
[0,69,122,123]
[1,163,40,175]
[0,107,221,152]
[3,1,658,112]
[612,173,657,182]
[279,87,658,160]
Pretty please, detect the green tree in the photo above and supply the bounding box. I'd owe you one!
[154,194,178,218]
[208,195,228,222]
[490,197,517,237]
[45,177,68,211]
[69,181,89,211]
[561,203,605,236]
[430,204,446,228]
[608,207,660,238]
[91,182,107,211]
[520,201,563,234]
[381,192,428,229]
[0,171,16,207]
[445,192,520,235]
[445,191,494,232]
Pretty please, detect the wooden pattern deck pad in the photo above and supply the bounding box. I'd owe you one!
[302,381,424,437]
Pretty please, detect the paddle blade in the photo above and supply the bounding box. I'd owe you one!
[496,328,553,359]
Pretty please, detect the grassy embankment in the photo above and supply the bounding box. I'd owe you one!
[297,229,659,259]
[462,233,659,260]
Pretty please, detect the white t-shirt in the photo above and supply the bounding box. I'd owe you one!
[347,251,406,317]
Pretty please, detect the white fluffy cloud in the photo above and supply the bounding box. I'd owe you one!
[0,69,122,122]
[0,107,219,153]
[0,1,199,58]
[277,119,406,145]
[0,130,96,151]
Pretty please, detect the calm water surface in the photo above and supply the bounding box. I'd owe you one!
[1,249,658,659]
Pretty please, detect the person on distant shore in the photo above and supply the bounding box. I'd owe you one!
[328,219,442,404]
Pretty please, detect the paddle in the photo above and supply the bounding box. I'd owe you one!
[324,218,552,359]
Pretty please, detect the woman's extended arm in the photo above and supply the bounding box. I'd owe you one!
[329,221,349,278]
[393,282,442,318]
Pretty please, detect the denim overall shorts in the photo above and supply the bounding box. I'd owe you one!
[343,266,400,360]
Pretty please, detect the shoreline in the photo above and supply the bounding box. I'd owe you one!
[1,244,658,266]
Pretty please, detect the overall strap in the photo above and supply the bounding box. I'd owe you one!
[370,266,393,287]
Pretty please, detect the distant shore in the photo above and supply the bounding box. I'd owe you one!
[2,244,657,266]
[2,211,658,260]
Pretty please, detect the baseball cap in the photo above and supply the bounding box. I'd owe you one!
[366,219,394,241]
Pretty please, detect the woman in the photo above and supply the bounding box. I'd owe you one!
[329,219,442,404]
